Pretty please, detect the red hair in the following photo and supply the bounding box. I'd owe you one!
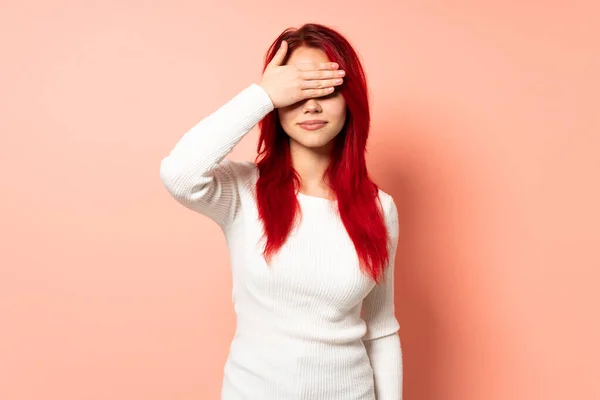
[254,23,391,283]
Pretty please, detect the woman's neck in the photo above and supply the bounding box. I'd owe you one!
[290,139,334,196]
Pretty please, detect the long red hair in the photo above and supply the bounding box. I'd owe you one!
[254,23,391,283]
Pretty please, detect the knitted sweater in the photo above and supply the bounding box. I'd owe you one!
[159,83,403,399]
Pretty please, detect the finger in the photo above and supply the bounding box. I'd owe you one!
[296,62,339,71]
[300,78,343,90]
[300,69,345,80]
[269,40,288,67]
[301,87,336,99]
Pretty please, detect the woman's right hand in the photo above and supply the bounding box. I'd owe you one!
[259,40,345,109]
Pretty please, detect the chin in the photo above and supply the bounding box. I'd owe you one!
[297,137,337,149]
[285,126,341,149]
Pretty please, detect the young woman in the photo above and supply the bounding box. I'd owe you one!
[160,23,402,400]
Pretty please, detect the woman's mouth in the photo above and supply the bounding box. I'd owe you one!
[298,121,328,131]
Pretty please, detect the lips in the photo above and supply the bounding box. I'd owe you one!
[298,121,327,131]
[298,120,327,126]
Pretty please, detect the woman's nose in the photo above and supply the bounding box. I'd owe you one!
[303,99,322,112]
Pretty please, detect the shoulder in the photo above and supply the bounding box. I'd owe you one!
[377,188,399,241]
[377,188,398,219]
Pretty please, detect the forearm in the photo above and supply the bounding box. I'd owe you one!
[363,332,403,400]
[160,83,273,180]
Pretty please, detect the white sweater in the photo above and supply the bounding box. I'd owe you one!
[159,83,403,399]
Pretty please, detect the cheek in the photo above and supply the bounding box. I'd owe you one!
[277,108,298,127]
[326,96,346,116]
[329,103,347,122]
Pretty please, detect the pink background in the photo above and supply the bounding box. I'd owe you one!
[1,1,598,399]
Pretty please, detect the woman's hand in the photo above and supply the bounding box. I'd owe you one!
[259,40,345,109]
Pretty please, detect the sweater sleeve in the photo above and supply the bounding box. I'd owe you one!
[361,197,403,399]
[159,83,274,231]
